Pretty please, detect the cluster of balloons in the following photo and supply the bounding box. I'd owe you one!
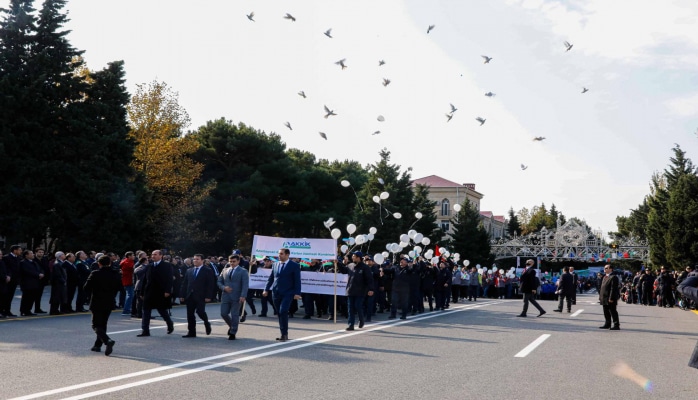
[331,223,378,255]
[475,265,517,279]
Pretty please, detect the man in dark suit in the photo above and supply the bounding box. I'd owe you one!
[554,266,575,313]
[599,264,621,330]
[263,248,301,342]
[569,266,579,305]
[33,248,50,313]
[84,255,121,356]
[517,259,546,318]
[61,253,79,313]
[1,245,22,317]
[50,252,67,315]
[19,250,44,316]
[345,251,374,331]
[138,249,175,337]
[218,254,249,340]
[180,254,215,338]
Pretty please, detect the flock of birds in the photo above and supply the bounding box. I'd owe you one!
[245,11,590,171]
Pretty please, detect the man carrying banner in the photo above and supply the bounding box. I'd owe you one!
[263,248,301,342]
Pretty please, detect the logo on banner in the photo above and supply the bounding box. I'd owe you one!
[282,240,312,250]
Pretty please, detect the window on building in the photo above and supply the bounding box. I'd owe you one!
[440,220,450,232]
[441,199,450,216]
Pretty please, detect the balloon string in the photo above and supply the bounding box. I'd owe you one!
[351,186,363,211]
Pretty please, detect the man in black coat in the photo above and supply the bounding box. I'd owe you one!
[554,266,575,313]
[33,248,50,313]
[518,259,546,317]
[84,255,121,355]
[179,254,215,337]
[389,257,412,320]
[19,250,44,316]
[61,253,79,313]
[344,251,374,331]
[50,252,67,315]
[599,264,621,330]
[1,245,22,317]
[138,250,175,337]
[434,261,452,311]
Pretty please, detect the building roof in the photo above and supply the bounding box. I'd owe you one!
[494,216,506,223]
[480,211,494,218]
[412,175,462,188]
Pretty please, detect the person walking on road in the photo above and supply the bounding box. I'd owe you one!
[218,254,249,340]
[137,250,175,337]
[599,264,621,330]
[517,259,546,318]
[263,248,301,342]
[554,266,575,313]
[180,254,216,338]
[84,255,121,355]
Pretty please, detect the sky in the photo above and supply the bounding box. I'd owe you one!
[6,0,698,236]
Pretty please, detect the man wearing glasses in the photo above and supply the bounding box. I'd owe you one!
[599,264,620,330]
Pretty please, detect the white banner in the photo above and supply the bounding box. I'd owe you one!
[249,268,348,295]
[251,235,337,259]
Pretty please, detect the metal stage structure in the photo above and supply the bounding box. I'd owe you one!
[490,218,649,262]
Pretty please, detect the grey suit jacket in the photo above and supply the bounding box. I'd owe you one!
[217,265,249,302]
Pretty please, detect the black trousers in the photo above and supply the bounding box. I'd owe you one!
[2,282,18,314]
[34,284,46,311]
[20,288,39,314]
[91,309,113,347]
[602,303,619,326]
[186,298,209,334]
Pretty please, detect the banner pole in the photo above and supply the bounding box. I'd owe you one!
[239,253,253,321]
[334,259,337,324]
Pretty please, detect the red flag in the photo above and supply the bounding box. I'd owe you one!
[435,245,441,257]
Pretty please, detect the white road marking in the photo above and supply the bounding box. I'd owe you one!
[514,334,551,358]
[570,309,584,317]
[11,301,501,400]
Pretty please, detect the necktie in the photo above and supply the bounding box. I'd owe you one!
[229,267,234,280]
[279,262,285,274]
[194,267,199,278]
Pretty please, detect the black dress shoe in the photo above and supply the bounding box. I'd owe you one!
[388,315,396,319]
[400,316,407,320]
[6,312,17,317]
[598,325,611,329]
[553,309,562,312]
[21,312,36,316]
[228,334,236,340]
[610,325,620,330]
[49,311,62,315]
[259,314,267,317]
[35,310,47,314]
[239,315,246,323]
[302,315,311,319]
[275,335,288,342]
[517,314,527,317]
[205,322,212,335]
[105,340,115,356]
[537,311,546,317]
[136,332,150,337]
[358,321,364,328]
[345,325,355,331]
[182,333,197,338]
[90,346,101,352]
[167,323,174,334]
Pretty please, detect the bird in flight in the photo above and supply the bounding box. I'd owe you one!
[324,28,332,38]
[246,12,255,22]
[382,78,391,87]
[372,131,381,135]
[379,60,386,66]
[284,13,296,22]
[324,105,337,118]
[564,41,573,52]
[319,132,327,140]
[449,103,458,113]
[377,115,385,122]
[581,87,589,93]
[445,113,453,122]
[484,92,496,97]
[298,90,306,98]
[476,117,486,126]
[323,217,336,229]
[378,178,385,185]
[335,58,347,69]
[284,121,292,130]
[521,164,528,171]
[533,136,546,141]
[482,55,492,64]
[427,25,435,34]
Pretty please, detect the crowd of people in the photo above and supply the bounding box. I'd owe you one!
[617,266,698,310]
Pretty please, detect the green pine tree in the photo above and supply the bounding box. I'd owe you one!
[448,199,492,267]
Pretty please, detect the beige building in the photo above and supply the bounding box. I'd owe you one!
[479,211,508,240]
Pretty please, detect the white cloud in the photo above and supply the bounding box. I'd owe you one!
[665,92,698,117]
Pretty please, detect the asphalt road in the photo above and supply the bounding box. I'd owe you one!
[1,291,697,400]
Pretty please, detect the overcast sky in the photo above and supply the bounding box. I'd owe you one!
[6,0,698,236]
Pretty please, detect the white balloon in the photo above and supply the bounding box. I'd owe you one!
[464,260,470,267]
[414,246,422,254]
[367,233,374,241]
[414,233,424,243]
[340,244,348,253]
[380,191,389,200]
[369,227,377,234]
[347,224,357,234]
[415,212,423,219]
[408,250,415,258]
[408,230,417,239]
[400,234,409,243]
[390,243,400,253]
[421,237,431,246]
[393,212,402,219]
[331,228,341,239]
[453,204,462,212]
[499,269,504,274]
[372,195,380,203]
[507,273,515,278]
[385,243,392,251]
[443,251,450,257]
[440,247,448,255]
[341,180,350,187]
[355,235,366,245]
[374,254,385,264]
[347,237,355,245]
[476,264,481,268]
[399,241,409,248]
[478,268,483,274]
[424,250,433,258]
[431,256,440,265]
[382,251,389,258]
[397,246,403,252]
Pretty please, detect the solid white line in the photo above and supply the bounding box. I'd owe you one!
[570,309,584,317]
[514,334,551,358]
[10,301,501,400]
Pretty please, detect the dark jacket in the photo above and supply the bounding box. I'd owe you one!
[84,268,122,311]
[19,259,43,291]
[2,253,20,284]
[265,260,302,297]
[0,259,7,293]
[345,262,374,297]
[50,261,67,304]
[435,266,452,288]
[520,268,539,292]
[599,274,620,305]
[180,265,216,301]
[141,261,174,310]
[392,265,412,293]
[557,272,575,295]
